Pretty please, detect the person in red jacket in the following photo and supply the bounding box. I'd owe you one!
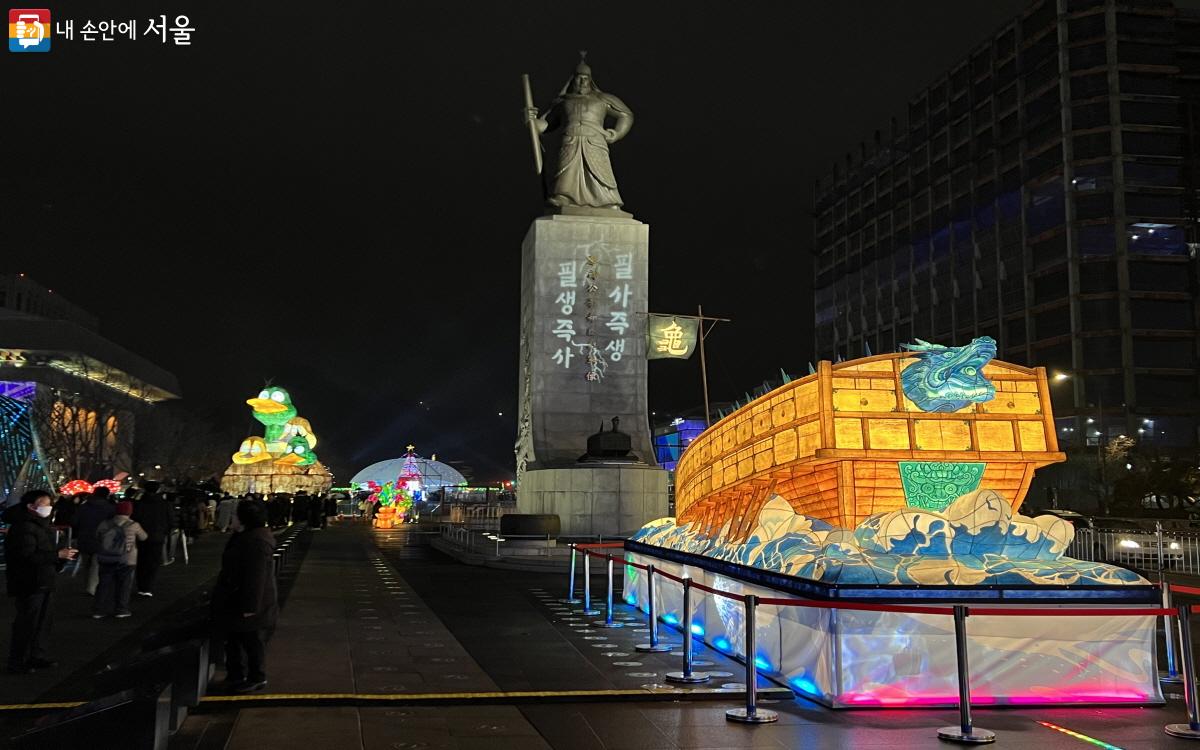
[211,499,278,692]
[4,490,77,673]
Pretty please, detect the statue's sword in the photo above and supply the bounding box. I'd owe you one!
[521,73,543,175]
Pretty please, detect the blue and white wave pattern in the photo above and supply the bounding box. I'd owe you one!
[632,490,1146,587]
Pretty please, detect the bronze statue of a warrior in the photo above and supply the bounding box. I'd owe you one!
[524,55,634,213]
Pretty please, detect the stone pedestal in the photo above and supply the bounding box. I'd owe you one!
[515,213,668,535]
[518,465,669,537]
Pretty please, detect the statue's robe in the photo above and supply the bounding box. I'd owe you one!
[546,92,630,210]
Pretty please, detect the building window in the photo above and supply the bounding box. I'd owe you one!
[1079,261,1116,292]
[1073,132,1111,160]
[1068,13,1106,41]
[1075,192,1114,220]
[1125,193,1183,220]
[1035,342,1072,372]
[1028,179,1066,235]
[1035,306,1072,340]
[1075,162,1108,192]
[1078,224,1116,256]
[1135,376,1195,407]
[1006,318,1027,347]
[1117,42,1174,67]
[1132,339,1196,369]
[1127,223,1187,255]
[1071,73,1108,100]
[1130,299,1192,330]
[1069,43,1107,71]
[1032,233,1069,271]
[1130,261,1190,292]
[1124,162,1181,188]
[1121,101,1180,127]
[1119,71,1174,96]
[1071,102,1110,129]
[1083,335,1123,367]
[1081,298,1121,331]
[1123,131,1182,157]
[1034,268,1069,304]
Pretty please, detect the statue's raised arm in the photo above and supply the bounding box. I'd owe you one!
[527,54,634,216]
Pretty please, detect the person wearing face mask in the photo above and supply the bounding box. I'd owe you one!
[4,490,78,674]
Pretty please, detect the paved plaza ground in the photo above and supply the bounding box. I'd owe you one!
[1,521,1197,748]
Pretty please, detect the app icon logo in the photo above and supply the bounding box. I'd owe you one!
[9,9,50,52]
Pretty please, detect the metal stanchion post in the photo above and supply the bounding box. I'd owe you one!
[724,592,782,724]
[1160,523,1183,684]
[593,555,625,628]
[665,578,710,684]
[727,594,778,723]
[1166,603,1200,738]
[937,605,995,744]
[581,550,600,616]
[637,565,674,652]
[560,544,582,604]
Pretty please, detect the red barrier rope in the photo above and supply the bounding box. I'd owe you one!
[575,542,625,550]
[1171,583,1200,598]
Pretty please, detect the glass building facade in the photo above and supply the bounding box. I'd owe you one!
[813,0,1200,448]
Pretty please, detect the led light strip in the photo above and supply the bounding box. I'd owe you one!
[1036,720,1124,749]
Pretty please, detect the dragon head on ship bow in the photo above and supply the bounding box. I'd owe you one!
[899,336,997,412]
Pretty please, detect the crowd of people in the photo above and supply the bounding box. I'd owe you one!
[1,481,316,692]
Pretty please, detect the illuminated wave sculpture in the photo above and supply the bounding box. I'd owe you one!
[633,490,1145,587]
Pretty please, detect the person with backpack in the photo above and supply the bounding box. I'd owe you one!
[91,501,147,619]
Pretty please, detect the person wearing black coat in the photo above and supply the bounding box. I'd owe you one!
[5,490,77,673]
[307,493,324,529]
[72,487,116,596]
[211,500,278,692]
[289,492,307,524]
[130,482,171,596]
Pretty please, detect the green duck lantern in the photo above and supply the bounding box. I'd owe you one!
[276,432,317,466]
[246,387,298,455]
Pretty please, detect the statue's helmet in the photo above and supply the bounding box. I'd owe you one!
[556,53,600,99]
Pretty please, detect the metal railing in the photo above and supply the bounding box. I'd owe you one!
[436,524,618,558]
[1068,523,1200,576]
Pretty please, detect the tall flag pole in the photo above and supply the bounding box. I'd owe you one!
[698,304,712,428]
[645,308,731,428]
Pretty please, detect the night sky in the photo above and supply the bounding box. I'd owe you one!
[4,1,1028,482]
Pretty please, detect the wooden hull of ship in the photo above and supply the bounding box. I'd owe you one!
[674,354,1065,536]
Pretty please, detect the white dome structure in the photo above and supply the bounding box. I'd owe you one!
[350,455,466,491]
